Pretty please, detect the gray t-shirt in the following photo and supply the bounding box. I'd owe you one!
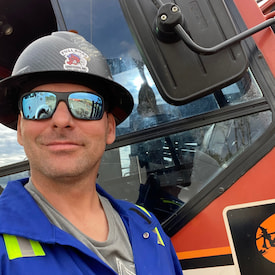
[25,181,136,275]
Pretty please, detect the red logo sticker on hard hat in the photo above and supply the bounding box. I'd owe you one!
[60,48,89,72]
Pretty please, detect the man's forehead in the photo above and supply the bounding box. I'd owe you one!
[30,82,95,92]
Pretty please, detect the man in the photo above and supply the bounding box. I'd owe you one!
[0,31,182,274]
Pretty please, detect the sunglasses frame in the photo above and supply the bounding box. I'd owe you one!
[19,90,105,121]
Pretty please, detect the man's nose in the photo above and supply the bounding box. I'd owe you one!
[51,101,74,128]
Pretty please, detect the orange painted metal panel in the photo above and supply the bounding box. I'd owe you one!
[172,147,275,255]
[233,0,275,76]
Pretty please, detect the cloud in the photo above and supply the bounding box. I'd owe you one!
[0,124,26,167]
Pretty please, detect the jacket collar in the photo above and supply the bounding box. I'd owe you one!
[0,178,56,242]
[0,178,155,245]
[0,178,134,240]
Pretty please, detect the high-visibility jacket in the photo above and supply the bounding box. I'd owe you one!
[0,179,183,274]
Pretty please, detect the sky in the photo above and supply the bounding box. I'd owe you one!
[0,124,26,167]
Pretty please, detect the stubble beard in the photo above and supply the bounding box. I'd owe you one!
[29,150,102,186]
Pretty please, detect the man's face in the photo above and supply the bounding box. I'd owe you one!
[17,83,116,183]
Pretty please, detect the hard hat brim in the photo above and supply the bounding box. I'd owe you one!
[0,70,134,130]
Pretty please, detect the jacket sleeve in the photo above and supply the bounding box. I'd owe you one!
[154,218,183,275]
[167,237,183,274]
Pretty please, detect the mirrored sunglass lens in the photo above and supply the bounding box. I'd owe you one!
[68,93,103,120]
[22,92,56,120]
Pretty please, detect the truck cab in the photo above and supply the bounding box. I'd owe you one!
[0,0,274,273]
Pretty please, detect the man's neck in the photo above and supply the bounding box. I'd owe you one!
[29,175,109,242]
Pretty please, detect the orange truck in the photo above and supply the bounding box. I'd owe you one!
[0,0,274,273]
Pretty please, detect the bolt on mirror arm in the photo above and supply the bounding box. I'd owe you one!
[155,2,275,55]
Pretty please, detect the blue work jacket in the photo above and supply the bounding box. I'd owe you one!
[0,179,182,274]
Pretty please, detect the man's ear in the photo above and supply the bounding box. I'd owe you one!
[106,113,116,145]
[17,113,23,146]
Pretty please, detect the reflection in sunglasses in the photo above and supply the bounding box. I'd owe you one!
[20,91,104,121]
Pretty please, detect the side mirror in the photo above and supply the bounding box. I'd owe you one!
[119,0,275,105]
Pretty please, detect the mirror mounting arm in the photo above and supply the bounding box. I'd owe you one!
[155,3,275,55]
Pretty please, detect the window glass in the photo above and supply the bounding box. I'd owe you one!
[114,67,262,135]
[98,111,272,223]
[58,0,263,138]
[58,0,92,41]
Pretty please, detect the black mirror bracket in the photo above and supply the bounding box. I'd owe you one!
[155,3,184,43]
[155,2,275,55]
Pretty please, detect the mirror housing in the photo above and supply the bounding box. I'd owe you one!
[119,0,269,104]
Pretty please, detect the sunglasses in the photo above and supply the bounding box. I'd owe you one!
[19,91,104,121]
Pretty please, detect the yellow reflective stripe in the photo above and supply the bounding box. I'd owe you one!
[3,234,45,260]
[3,234,22,260]
[136,205,152,217]
[30,239,45,256]
[153,227,165,247]
[134,206,165,247]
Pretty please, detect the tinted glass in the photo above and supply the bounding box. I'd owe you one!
[98,111,272,222]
